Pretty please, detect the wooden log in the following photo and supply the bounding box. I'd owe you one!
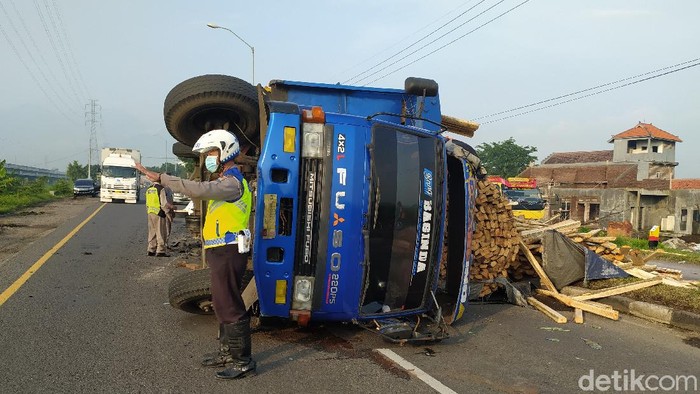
[518,240,557,293]
[572,278,663,301]
[537,289,620,320]
[527,297,567,323]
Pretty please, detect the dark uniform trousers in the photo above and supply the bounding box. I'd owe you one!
[207,244,249,324]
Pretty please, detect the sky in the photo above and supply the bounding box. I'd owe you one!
[1,0,698,178]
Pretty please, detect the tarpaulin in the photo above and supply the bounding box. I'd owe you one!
[541,230,627,289]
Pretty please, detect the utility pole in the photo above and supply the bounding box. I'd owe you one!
[85,99,101,178]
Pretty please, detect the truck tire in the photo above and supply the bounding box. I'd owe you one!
[168,267,254,315]
[171,141,198,160]
[163,74,259,148]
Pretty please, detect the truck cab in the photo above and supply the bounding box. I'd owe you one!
[164,75,481,341]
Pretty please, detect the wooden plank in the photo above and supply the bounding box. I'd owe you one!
[520,219,581,238]
[519,240,557,293]
[661,277,696,289]
[625,267,657,280]
[574,308,584,324]
[527,297,568,324]
[573,278,663,301]
[537,289,619,320]
[242,276,258,310]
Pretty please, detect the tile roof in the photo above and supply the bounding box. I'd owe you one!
[521,163,671,190]
[671,179,700,190]
[608,122,682,143]
[542,150,613,164]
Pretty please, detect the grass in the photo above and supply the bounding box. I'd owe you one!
[0,192,58,215]
[614,236,700,265]
[583,277,700,315]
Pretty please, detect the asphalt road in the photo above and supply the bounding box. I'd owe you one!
[1,200,699,393]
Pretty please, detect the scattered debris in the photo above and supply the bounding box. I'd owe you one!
[581,338,602,350]
[540,327,570,332]
[546,338,560,342]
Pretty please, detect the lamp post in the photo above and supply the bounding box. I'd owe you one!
[206,23,255,84]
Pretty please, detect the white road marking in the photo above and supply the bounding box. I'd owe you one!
[375,348,457,394]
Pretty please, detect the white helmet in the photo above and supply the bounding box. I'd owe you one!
[192,129,240,163]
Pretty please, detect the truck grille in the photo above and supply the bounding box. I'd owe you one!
[295,158,324,276]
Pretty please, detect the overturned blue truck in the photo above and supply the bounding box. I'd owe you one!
[164,75,483,342]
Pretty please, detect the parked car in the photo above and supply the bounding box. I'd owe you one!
[172,191,191,204]
[73,178,100,197]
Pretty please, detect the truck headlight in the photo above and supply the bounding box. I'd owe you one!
[291,276,314,310]
[301,123,324,158]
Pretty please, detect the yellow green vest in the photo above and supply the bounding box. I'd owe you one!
[202,176,252,249]
[146,185,162,215]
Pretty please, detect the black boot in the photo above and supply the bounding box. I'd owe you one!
[201,324,233,367]
[215,318,256,379]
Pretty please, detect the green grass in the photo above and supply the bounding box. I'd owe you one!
[0,192,58,214]
[584,277,700,315]
[613,236,700,265]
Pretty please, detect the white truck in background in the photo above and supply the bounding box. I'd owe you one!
[100,148,141,204]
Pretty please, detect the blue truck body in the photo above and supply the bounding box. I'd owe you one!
[252,78,478,333]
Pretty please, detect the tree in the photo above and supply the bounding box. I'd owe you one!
[66,161,88,182]
[476,137,538,178]
[0,160,18,193]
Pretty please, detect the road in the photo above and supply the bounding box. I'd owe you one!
[1,200,699,393]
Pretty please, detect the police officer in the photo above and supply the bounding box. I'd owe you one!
[135,129,255,380]
[145,179,170,257]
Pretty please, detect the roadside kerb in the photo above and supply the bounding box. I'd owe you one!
[561,286,700,333]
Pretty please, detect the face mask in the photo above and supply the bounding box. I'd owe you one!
[204,156,219,173]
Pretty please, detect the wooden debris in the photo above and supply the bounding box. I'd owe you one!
[537,289,620,321]
[574,308,584,324]
[518,240,557,293]
[468,179,521,296]
[527,297,567,324]
[572,278,663,301]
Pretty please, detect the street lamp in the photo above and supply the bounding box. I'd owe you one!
[207,23,255,84]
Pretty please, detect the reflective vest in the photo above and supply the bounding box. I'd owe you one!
[202,168,252,249]
[146,184,163,216]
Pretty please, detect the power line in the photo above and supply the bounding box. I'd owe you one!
[50,0,91,98]
[33,0,84,107]
[328,0,479,83]
[0,0,79,116]
[342,0,489,84]
[363,0,531,86]
[0,20,80,124]
[475,57,700,120]
[481,61,700,124]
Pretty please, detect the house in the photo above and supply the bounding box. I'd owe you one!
[520,122,700,235]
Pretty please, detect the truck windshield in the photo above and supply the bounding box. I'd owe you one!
[504,189,541,199]
[102,166,137,178]
[364,125,442,313]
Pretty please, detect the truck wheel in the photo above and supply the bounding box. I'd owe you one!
[163,74,259,148]
[168,267,254,315]
[171,141,198,160]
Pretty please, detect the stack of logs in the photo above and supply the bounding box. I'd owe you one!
[469,179,521,297]
[469,180,629,296]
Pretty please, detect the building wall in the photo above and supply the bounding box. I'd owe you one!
[545,187,693,233]
[666,190,700,235]
[612,138,676,164]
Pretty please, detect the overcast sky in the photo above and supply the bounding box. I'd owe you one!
[1,0,698,178]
